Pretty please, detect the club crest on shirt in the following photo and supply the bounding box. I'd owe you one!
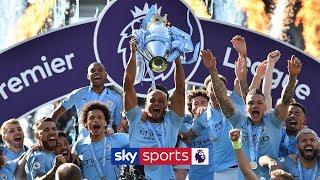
[105,100,114,108]
[33,162,41,170]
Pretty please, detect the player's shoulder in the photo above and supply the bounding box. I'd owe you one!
[109,133,129,146]
[111,133,129,140]
[27,151,51,164]
[74,137,89,148]
[107,87,123,98]
[70,86,89,94]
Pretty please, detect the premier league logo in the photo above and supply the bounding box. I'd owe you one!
[94,0,203,97]
[195,149,206,163]
[191,148,209,165]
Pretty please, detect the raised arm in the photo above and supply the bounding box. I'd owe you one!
[51,106,67,123]
[263,50,281,113]
[170,58,185,116]
[231,35,249,99]
[231,35,247,59]
[123,38,138,112]
[249,60,268,90]
[229,129,258,180]
[201,49,235,118]
[234,57,249,102]
[275,55,302,121]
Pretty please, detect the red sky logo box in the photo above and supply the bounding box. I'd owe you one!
[111,148,209,165]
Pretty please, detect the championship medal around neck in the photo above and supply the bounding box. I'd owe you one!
[250,161,258,169]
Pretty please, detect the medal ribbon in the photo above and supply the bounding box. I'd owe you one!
[248,123,263,162]
[89,137,107,178]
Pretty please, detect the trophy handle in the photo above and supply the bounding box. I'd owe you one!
[167,50,181,63]
[181,42,201,64]
[137,48,151,62]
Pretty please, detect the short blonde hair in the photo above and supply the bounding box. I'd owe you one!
[0,119,20,135]
[33,117,55,132]
[296,128,318,143]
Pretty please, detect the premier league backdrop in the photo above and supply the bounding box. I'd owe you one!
[0,0,319,132]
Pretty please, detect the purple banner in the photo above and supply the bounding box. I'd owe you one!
[0,0,319,133]
[0,20,97,120]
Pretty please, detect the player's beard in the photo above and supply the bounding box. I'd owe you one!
[42,140,57,151]
[299,147,318,161]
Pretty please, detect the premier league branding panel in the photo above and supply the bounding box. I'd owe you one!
[111,148,209,165]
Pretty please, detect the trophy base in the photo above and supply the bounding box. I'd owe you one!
[149,56,168,73]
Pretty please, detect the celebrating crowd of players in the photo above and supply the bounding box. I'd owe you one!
[0,34,318,180]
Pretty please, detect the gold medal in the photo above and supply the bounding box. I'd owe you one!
[250,161,258,169]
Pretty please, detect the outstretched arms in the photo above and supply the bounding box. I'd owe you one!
[275,55,302,121]
[170,58,185,116]
[231,35,249,100]
[229,129,258,180]
[263,50,281,113]
[123,38,138,112]
[234,57,249,100]
[51,106,67,123]
[231,35,247,59]
[201,49,236,118]
[249,60,268,90]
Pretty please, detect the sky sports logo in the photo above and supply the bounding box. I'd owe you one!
[111,148,209,165]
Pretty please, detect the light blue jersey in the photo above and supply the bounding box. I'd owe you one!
[0,160,17,180]
[125,106,183,180]
[279,128,297,157]
[3,145,26,162]
[181,115,215,180]
[195,108,238,172]
[228,110,283,179]
[229,90,246,114]
[25,151,55,180]
[61,86,123,139]
[278,157,320,180]
[179,91,244,180]
[73,133,129,180]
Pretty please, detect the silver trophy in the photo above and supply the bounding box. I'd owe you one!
[132,4,200,83]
